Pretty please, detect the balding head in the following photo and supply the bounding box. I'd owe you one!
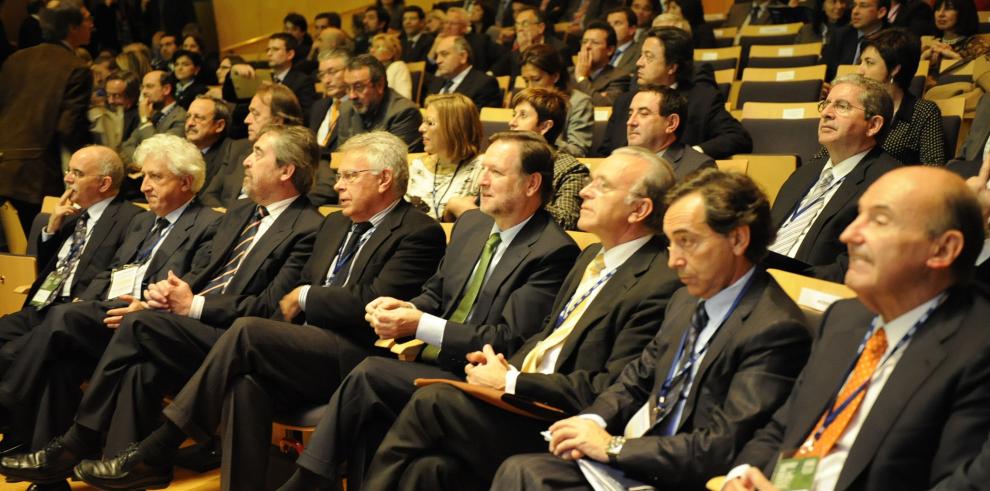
[64,146,123,208]
[840,167,984,319]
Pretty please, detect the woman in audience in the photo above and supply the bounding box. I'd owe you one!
[469,1,495,35]
[519,44,593,158]
[795,0,850,44]
[923,0,990,65]
[664,0,716,48]
[858,28,947,165]
[181,34,219,84]
[426,9,446,34]
[115,49,152,79]
[171,49,209,110]
[370,33,413,99]
[406,93,485,221]
[450,87,589,230]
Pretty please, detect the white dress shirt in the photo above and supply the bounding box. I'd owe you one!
[41,196,114,297]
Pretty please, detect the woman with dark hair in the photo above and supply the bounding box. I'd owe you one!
[858,28,946,165]
[795,0,850,44]
[181,34,219,84]
[376,0,405,31]
[923,0,990,64]
[519,44,593,157]
[664,0,716,48]
[172,49,209,110]
[469,1,495,35]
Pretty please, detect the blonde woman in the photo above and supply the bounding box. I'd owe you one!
[371,33,413,99]
[406,93,484,221]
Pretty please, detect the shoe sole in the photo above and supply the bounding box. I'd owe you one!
[73,467,173,491]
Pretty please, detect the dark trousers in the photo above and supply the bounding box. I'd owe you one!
[294,357,461,491]
[74,309,224,455]
[0,300,117,449]
[162,317,375,491]
[0,306,45,362]
[363,383,549,491]
[492,453,593,490]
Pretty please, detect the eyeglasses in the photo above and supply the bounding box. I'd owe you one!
[346,81,373,93]
[580,176,615,194]
[318,67,344,78]
[818,99,866,116]
[339,169,380,182]
[65,169,104,179]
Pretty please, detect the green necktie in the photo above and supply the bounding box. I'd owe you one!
[450,232,502,323]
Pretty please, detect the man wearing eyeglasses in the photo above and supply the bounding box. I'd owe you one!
[70,131,449,491]
[765,74,900,282]
[328,55,423,153]
[184,95,233,189]
[492,7,571,77]
[423,36,501,109]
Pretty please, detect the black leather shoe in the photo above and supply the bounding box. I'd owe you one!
[0,438,86,484]
[73,444,173,490]
[26,481,71,491]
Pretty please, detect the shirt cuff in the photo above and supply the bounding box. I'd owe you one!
[41,230,54,242]
[188,294,205,319]
[723,464,752,490]
[416,312,446,346]
[578,413,608,429]
[505,367,521,394]
[298,285,311,312]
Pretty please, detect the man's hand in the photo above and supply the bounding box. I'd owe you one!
[574,45,593,79]
[547,417,612,462]
[464,344,510,389]
[279,286,305,322]
[966,153,990,226]
[103,294,148,328]
[722,467,779,491]
[497,27,516,45]
[230,63,257,79]
[47,188,79,234]
[366,300,423,340]
[145,271,194,315]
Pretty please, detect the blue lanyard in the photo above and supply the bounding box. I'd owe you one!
[784,175,846,224]
[325,228,373,284]
[553,268,617,329]
[134,223,170,264]
[654,272,757,414]
[803,293,947,450]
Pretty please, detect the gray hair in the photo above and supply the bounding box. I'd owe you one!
[133,134,207,192]
[193,94,232,135]
[257,124,318,194]
[611,146,677,230]
[318,47,351,63]
[830,73,893,130]
[338,131,410,196]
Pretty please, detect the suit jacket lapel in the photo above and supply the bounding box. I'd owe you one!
[834,295,962,491]
[470,211,546,321]
[309,213,348,284]
[144,202,201,279]
[796,149,877,259]
[195,202,253,290]
[350,202,409,280]
[771,158,825,229]
[225,198,301,294]
[555,240,659,370]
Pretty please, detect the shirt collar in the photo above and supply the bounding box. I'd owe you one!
[489,213,533,246]
[824,147,871,182]
[600,235,653,271]
[702,266,756,327]
[260,195,298,221]
[161,198,193,225]
[616,40,633,53]
[85,196,115,224]
[875,292,945,351]
[273,67,291,81]
[448,65,473,85]
[366,198,401,228]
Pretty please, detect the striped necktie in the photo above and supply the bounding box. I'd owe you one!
[769,168,835,256]
[199,206,269,296]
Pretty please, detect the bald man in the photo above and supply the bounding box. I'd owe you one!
[727,167,990,491]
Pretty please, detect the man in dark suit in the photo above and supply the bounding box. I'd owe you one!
[724,0,787,29]
[492,168,811,490]
[0,3,93,233]
[571,21,632,107]
[0,135,218,465]
[308,49,350,205]
[0,125,324,488]
[329,55,423,153]
[362,147,685,490]
[437,7,503,73]
[820,0,888,80]
[598,27,752,159]
[400,6,434,63]
[725,165,990,491]
[74,131,449,490]
[271,131,581,491]
[119,70,188,166]
[201,83,302,208]
[267,33,318,121]
[423,36,502,109]
[184,95,233,189]
[606,8,642,76]
[0,146,139,350]
[492,7,571,77]
[627,84,716,181]
[766,74,900,282]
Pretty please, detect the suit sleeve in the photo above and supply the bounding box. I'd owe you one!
[438,239,580,367]
[390,105,424,152]
[615,317,810,487]
[514,288,670,413]
[304,221,447,344]
[696,90,753,159]
[57,65,94,152]
[200,222,318,326]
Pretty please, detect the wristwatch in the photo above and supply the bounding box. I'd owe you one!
[606,436,626,465]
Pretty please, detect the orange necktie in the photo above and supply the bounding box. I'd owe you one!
[322,101,339,147]
[797,327,888,458]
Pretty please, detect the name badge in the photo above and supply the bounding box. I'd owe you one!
[107,265,141,300]
[769,452,819,491]
[28,271,64,308]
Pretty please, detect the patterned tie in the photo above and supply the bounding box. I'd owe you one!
[133,217,170,265]
[654,301,708,430]
[199,206,269,296]
[321,100,339,147]
[520,253,606,373]
[797,327,888,458]
[326,221,373,287]
[609,47,625,67]
[769,168,835,256]
[440,79,454,94]
[450,232,502,323]
[40,211,90,307]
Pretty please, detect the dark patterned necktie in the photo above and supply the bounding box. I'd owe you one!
[134,217,170,265]
[326,221,373,286]
[655,301,708,427]
[199,206,269,296]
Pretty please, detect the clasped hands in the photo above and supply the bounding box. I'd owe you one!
[104,271,193,328]
[365,296,423,340]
